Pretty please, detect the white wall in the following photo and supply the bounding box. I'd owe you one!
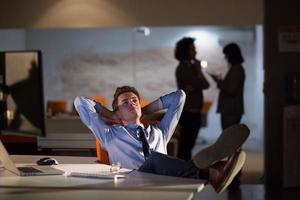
[0,27,264,149]
[0,29,25,51]
[255,25,264,145]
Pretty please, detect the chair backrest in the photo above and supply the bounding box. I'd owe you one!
[95,139,109,164]
[47,100,67,116]
[89,96,108,107]
[202,100,212,114]
[140,98,149,108]
[88,96,110,164]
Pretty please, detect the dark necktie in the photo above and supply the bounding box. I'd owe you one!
[137,126,150,159]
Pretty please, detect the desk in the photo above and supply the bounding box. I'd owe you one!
[0,188,193,200]
[0,155,205,200]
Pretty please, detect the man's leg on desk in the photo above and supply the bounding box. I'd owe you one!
[138,150,246,193]
[138,124,250,193]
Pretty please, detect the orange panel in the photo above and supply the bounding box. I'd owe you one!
[140,98,149,108]
[47,100,67,115]
[95,139,109,164]
[89,96,108,107]
[202,101,212,114]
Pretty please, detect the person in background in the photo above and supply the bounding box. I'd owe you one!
[210,43,245,132]
[210,42,246,190]
[175,37,210,161]
[74,85,249,193]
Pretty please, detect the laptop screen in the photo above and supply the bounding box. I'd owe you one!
[0,140,20,175]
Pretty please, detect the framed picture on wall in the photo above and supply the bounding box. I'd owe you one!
[0,51,45,136]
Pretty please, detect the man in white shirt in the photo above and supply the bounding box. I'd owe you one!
[74,86,249,193]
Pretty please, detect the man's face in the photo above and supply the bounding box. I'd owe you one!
[115,92,142,124]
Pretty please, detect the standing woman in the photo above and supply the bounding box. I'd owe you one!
[211,43,245,131]
[175,37,209,160]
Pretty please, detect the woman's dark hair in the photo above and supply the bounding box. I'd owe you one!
[223,43,244,65]
[175,37,195,61]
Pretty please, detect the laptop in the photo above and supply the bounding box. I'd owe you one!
[0,140,64,176]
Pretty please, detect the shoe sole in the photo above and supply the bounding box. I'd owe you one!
[193,124,250,169]
[216,150,246,193]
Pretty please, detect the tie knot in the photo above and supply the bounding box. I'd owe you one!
[137,125,144,132]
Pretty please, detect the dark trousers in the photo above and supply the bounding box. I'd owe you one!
[221,113,242,188]
[221,114,242,130]
[138,151,209,180]
[178,111,202,161]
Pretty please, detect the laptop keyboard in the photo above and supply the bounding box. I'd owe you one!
[17,167,43,173]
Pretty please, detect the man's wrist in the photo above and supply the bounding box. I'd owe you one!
[93,100,102,114]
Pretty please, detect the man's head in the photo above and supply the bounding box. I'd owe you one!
[175,37,196,62]
[112,86,142,125]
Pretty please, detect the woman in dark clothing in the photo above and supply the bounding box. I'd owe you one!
[210,42,246,190]
[210,43,245,130]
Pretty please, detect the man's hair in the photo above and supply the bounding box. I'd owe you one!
[174,37,195,61]
[112,86,140,111]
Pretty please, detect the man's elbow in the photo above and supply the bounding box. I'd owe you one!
[177,89,186,102]
[74,96,85,108]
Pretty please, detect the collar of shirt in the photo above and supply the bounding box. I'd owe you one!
[125,123,144,129]
[125,123,148,139]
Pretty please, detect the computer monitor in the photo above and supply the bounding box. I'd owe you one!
[0,51,45,136]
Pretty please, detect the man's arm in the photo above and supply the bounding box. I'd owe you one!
[141,99,162,114]
[217,66,245,96]
[176,61,209,93]
[190,60,210,90]
[93,100,121,124]
[74,96,113,146]
[157,90,186,142]
[141,99,165,123]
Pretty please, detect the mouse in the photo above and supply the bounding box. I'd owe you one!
[36,157,59,165]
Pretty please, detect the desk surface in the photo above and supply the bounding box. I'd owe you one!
[10,155,98,164]
[0,188,194,200]
[0,155,205,199]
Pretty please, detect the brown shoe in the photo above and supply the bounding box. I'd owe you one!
[209,150,246,193]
